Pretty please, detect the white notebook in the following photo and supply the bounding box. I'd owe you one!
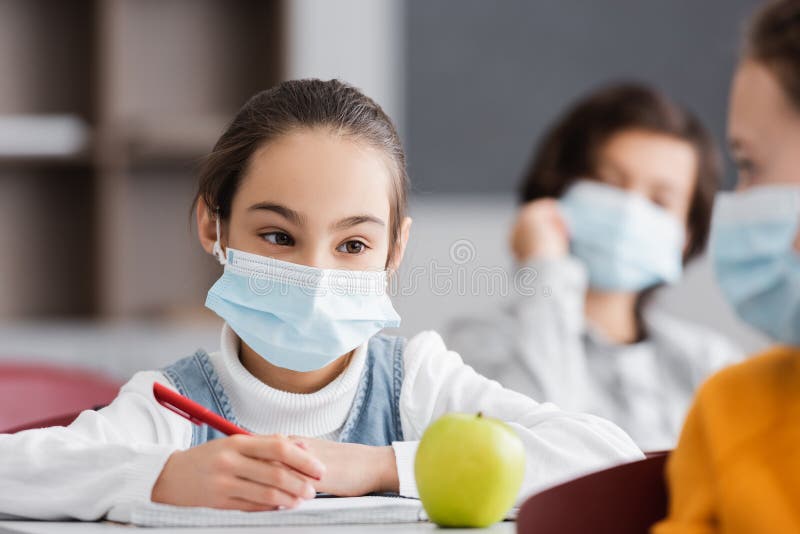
[127,496,426,527]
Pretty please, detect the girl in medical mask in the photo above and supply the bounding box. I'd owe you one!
[447,83,742,452]
[0,80,642,521]
[655,1,800,531]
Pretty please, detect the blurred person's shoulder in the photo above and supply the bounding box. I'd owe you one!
[700,346,800,405]
[690,346,800,454]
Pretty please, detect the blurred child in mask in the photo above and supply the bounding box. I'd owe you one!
[447,83,743,451]
[655,1,800,531]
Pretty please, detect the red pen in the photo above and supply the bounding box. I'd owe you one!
[153,382,251,436]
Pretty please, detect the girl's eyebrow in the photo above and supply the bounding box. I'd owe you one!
[604,158,676,189]
[728,137,749,155]
[248,202,385,230]
[248,202,305,225]
[332,215,386,230]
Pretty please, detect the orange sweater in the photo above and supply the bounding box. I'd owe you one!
[653,347,800,534]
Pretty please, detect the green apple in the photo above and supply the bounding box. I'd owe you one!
[414,412,525,528]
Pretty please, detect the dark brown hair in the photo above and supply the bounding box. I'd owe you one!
[519,82,721,263]
[747,0,800,111]
[193,79,409,264]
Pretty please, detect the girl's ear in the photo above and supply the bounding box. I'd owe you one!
[196,199,221,256]
[387,217,413,273]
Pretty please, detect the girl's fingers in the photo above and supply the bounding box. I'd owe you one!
[237,436,326,480]
[229,478,303,509]
[550,204,570,237]
[233,456,316,500]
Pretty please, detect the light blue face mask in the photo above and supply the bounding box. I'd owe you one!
[205,224,401,372]
[710,185,800,345]
[558,180,686,292]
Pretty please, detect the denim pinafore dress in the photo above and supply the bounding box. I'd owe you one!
[161,334,406,446]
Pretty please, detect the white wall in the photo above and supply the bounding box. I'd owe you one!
[284,0,405,134]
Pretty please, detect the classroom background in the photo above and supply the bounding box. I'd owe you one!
[0,0,769,380]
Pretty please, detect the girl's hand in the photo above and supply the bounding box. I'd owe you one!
[151,434,325,511]
[291,437,399,496]
[510,199,570,262]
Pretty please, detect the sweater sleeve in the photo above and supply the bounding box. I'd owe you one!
[392,330,644,501]
[0,370,192,521]
[444,256,593,407]
[652,393,718,534]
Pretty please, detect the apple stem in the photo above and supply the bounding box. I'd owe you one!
[477,411,483,418]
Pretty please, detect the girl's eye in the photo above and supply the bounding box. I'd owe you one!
[734,157,758,183]
[337,240,368,254]
[652,192,675,210]
[262,232,295,246]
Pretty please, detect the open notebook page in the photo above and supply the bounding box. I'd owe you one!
[123,496,426,527]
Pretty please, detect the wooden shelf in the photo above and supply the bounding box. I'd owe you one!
[0,0,95,117]
[0,0,284,319]
[0,153,94,169]
[121,114,229,166]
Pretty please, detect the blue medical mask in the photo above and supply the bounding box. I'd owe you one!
[710,185,800,345]
[558,181,685,292]
[205,222,401,372]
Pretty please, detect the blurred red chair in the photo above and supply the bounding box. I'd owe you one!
[517,451,670,534]
[0,361,122,433]
[4,411,84,434]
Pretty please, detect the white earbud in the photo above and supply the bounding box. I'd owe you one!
[211,216,227,265]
